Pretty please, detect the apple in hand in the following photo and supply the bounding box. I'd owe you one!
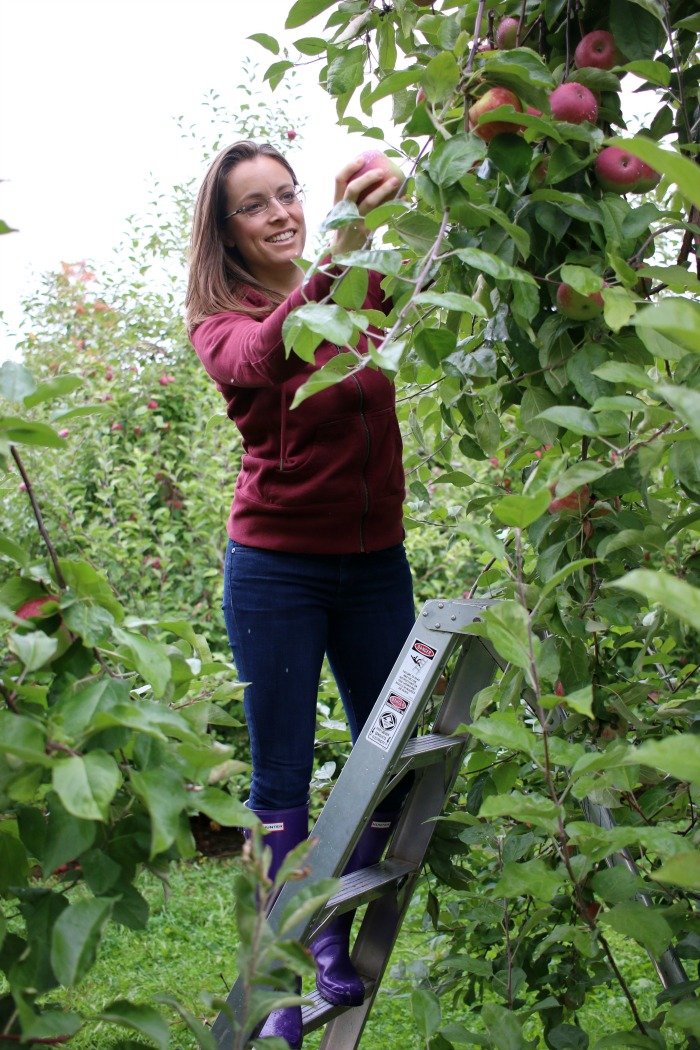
[496,16,519,49]
[574,30,619,70]
[556,282,604,320]
[468,87,522,141]
[549,82,598,124]
[594,146,644,192]
[350,150,403,205]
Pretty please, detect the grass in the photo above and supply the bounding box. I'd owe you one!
[41,854,688,1049]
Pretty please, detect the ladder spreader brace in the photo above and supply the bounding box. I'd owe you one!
[210,597,692,1049]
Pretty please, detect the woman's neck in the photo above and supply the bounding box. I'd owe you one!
[255,261,305,299]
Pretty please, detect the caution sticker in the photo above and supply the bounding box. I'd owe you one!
[366,639,436,751]
[392,639,436,699]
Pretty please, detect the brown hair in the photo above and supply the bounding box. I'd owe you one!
[185,141,300,332]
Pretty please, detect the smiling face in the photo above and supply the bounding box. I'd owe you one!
[223,155,306,292]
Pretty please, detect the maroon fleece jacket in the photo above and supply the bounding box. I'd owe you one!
[190,268,405,554]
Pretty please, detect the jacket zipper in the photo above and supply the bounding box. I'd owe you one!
[279,384,287,470]
[351,371,371,553]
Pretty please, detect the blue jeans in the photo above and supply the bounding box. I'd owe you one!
[222,540,416,810]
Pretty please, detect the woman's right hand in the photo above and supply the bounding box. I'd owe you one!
[331,157,401,254]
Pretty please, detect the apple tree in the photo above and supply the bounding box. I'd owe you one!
[254,0,700,1044]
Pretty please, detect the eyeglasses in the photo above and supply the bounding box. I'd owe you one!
[224,187,304,220]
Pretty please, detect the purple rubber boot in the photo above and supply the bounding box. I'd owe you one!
[250,805,309,1050]
[311,811,396,1007]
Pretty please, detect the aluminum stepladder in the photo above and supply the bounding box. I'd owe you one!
[210,597,501,1049]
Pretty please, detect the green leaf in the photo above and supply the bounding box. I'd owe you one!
[51,897,113,986]
[59,559,124,620]
[52,752,122,821]
[493,858,564,902]
[0,361,37,401]
[413,291,487,316]
[560,265,603,295]
[591,361,650,387]
[130,767,189,858]
[0,830,29,890]
[655,382,700,441]
[558,684,594,719]
[537,559,597,602]
[0,710,48,763]
[602,285,637,333]
[467,602,536,672]
[599,901,672,955]
[365,68,421,105]
[428,135,486,187]
[331,249,404,276]
[480,792,561,834]
[634,298,700,354]
[555,462,610,497]
[412,988,441,1040]
[331,266,369,310]
[536,406,599,436]
[492,489,551,528]
[23,373,83,408]
[285,0,337,28]
[454,248,537,285]
[611,569,700,631]
[607,136,700,208]
[111,627,171,699]
[291,353,359,408]
[422,50,460,104]
[628,734,700,785]
[520,386,559,444]
[652,851,700,892]
[0,417,64,448]
[665,1000,700,1039]
[97,1000,170,1050]
[193,788,250,827]
[609,0,664,60]
[618,59,670,85]
[469,712,538,759]
[7,629,58,671]
[284,302,354,350]
[247,33,279,54]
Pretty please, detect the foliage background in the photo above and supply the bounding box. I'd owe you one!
[2,0,700,1047]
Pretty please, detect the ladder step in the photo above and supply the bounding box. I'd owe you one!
[301,982,375,1034]
[400,732,466,768]
[320,859,415,918]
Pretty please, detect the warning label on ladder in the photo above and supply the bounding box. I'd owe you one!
[366,639,436,751]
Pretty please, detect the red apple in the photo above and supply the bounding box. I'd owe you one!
[632,161,661,193]
[554,680,566,697]
[58,428,70,438]
[16,596,57,620]
[548,484,592,514]
[555,283,604,320]
[496,16,519,50]
[549,82,598,124]
[111,421,124,431]
[594,146,644,192]
[350,150,403,205]
[147,399,159,409]
[286,129,297,141]
[468,87,523,141]
[574,30,619,70]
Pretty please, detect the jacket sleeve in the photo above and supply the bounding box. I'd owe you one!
[191,269,336,389]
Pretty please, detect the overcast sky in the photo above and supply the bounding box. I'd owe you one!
[0,0,390,361]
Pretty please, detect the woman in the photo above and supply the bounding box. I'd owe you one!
[186,141,415,1048]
